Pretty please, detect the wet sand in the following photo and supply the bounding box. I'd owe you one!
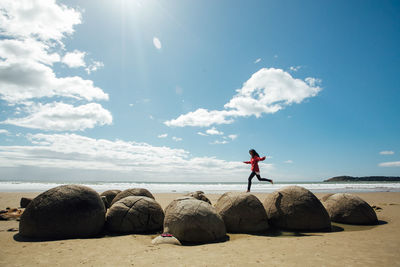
[0,192,399,266]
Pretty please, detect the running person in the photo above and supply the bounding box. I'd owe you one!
[244,149,273,192]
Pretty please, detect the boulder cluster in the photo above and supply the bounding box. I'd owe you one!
[18,184,378,244]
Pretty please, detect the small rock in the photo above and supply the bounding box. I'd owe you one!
[185,191,212,204]
[0,208,23,220]
[20,197,33,208]
[7,228,18,232]
[100,190,121,208]
[151,234,181,245]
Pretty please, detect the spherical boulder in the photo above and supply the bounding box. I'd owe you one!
[110,188,154,206]
[100,190,121,208]
[19,185,105,239]
[185,191,211,204]
[263,186,331,231]
[322,193,378,225]
[164,197,226,243]
[106,196,164,233]
[215,192,269,233]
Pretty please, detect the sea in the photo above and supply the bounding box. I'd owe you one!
[0,181,400,193]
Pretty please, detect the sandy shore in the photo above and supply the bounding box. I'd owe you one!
[0,191,399,266]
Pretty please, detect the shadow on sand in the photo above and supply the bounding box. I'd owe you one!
[13,220,387,244]
[13,229,163,243]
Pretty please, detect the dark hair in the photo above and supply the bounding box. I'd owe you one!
[249,149,260,158]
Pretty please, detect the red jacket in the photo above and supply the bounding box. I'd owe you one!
[244,156,266,172]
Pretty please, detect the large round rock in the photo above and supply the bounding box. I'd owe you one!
[264,186,331,230]
[215,192,269,233]
[110,188,154,206]
[322,193,378,225]
[106,196,164,233]
[20,185,105,239]
[100,190,121,208]
[164,197,226,243]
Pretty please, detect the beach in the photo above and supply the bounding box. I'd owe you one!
[0,191,399,266]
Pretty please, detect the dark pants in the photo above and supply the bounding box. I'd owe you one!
[247,171,272,191]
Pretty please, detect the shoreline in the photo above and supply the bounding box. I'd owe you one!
[1,181,400,194]
[1,191,399,266]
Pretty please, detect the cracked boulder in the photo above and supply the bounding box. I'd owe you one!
[322,193,378,225]
[19,185,105,239]
[106,196,164,233]
[110,188,154,206]
[263,186,331,231]
[215,192,269,233]
[163,197,226,243]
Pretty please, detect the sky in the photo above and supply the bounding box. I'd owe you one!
[0,0,399,182]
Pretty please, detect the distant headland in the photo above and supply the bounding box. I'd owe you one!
[324,176,400,182]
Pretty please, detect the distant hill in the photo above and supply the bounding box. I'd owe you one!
[324,176,400,182]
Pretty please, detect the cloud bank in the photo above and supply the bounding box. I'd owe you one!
[0,0,109,131]
[0,133,264,181]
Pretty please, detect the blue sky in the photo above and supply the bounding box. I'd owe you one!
[0,0,399,182]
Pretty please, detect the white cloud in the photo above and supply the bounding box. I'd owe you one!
[0,1,108,105]
[289,66,301,72]
[0,133,257,181]
[1,102,112,131]
[254,58,261,64]
[165,68,322,127]
[165,108,234,127]
[379,161,400,167]
[158,133,168,138]
[197,132,208,136]
[0,59,109,103]
[85,61,104,74]
[62,50,86,68]
[284,160,293,164]
[305,77,322,87]
[0,1,110,133]
[129,103,134,107]
[0,129,10,135]
[172,136,182,142]
[0,38,60,65]
[0,0,81,42]
[228,134,238,140]
[211,140,228,145]
[206,127,223,135]
[153,37,162,49]
[380,151,394,155]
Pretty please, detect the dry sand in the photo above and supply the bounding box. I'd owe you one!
[0,192,399,267]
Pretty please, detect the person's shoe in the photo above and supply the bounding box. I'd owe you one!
[246,190,250,193]
[270,180,274,184]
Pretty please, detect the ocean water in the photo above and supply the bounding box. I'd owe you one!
[0,181,399,193]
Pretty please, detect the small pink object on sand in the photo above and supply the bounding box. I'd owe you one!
[161,233,173,237]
